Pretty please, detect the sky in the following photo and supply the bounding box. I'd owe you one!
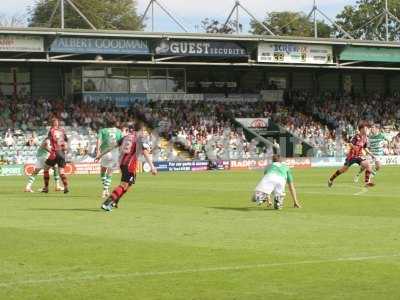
[0,0,358,32]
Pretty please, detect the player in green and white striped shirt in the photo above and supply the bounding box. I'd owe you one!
[96,123,123,198]
[354,124,386,183]
[25,137,63,192]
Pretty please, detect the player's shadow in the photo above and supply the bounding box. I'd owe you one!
[28,208,102,213]
[209,206,273,212]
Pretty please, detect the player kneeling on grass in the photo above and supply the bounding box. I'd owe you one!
[96,124,157,212]
[25,137,63,193]
[329,123,375,188]
[252,154,301,210]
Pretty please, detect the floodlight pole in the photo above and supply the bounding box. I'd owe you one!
[383,0,400,41]
[61,0,65,29]
[223,3,237,31]
[316,8,354,39]
[357,0,400,41]
[385,0,389,41]
[236,3,239,34]
[387,10,400,24]
[239,2,275,35]
[313,0,317,38]
[141,0,188,32]
[156,0,188,32]
[224,1,275,35]
[48,0,61,27]
[306,0,354,39]
[65,0,97,30]
[54,0,97,30]
[141,0,153,28]
[151,0,154,32]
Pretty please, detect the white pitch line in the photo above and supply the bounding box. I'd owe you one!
[353,188,369,196]
[1,253,399,288]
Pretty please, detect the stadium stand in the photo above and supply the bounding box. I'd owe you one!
[1,93,399,165]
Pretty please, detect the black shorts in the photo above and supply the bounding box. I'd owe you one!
[46,151,66,168]
[344,157,365,167]
[120,165,136,186]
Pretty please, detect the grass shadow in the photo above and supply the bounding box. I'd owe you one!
[28,208,102,213]
[209,206,273,212]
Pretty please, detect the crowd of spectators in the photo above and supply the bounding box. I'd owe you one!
[131,100,276,160]
[1,91,400,165]
[276,90,400,156]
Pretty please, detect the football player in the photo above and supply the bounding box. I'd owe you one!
[252,154,301,210]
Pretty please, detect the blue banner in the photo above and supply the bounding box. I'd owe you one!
[155,40,247,57]
[153,161,209,172]
[50,37,149,54]
[82,93,147,107]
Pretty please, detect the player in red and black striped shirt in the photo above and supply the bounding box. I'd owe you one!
[43,117,69,193]
[328,123,376,188]
[96,124,157,211]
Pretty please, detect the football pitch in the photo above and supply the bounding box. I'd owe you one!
[1,167,399,300]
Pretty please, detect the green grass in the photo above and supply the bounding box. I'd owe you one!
[1,167,400,300]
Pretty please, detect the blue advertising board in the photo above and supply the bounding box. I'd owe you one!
[153,161,209,172]
[82,93,147,107]
[155,40,247,57]
[50,37,149,54]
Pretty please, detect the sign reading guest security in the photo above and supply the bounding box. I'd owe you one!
[155,40,247,57]
[50,37,149,54]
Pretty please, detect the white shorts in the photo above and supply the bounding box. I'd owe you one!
[35,156,47,169]
[255,174,286,197]
[101,149,119,170]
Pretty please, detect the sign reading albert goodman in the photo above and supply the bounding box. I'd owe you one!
[155,40,247,57]
[49,37,149,54]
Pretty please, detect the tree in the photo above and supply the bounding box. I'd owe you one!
[200,18,242,34]
[0,14,25,27]
[28,0,143,30]
[250,11,333,38]
[335,0,400,40]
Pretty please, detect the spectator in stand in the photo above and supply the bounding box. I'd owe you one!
[392,133,400,155]
[4,129,14,148]
[13,151,23,164]
[26,132,39,146]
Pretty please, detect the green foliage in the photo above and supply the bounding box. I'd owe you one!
[336,0,400,40]
[200,18,242,34]
[28,0,143,30]
[250,11,333,37]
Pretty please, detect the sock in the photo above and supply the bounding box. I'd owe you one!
[60,174,68,188]
[365,170,371,183]
[44,170,50,188]
[330,170,342,182]
[372,166,377,176]
[110,185,126,203]
[53,168,60,186]
[104,174,112,191]
[27,174,37,187]
[101,171,106,187]
[114,189,127,204]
